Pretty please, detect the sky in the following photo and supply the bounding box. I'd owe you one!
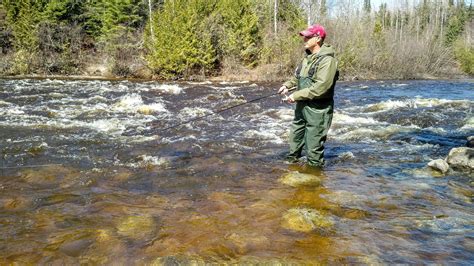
[369,0,472,11]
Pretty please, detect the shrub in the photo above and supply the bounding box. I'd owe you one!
[454,39,474,75]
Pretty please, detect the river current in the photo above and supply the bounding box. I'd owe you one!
[0,78,473,264]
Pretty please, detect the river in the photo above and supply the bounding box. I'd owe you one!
[0,78,473,264]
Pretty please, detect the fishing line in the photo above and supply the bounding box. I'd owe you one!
[151,87,295,133]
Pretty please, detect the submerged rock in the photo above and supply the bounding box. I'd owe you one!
[446,147,474,172]
[281,208,334,232]
[45,229,95,257]
[116,215,156,240]
[19,165,81,188]
[427,159,449,174]
[226,232,269,254]
[448,180,473,203]
[59,238,93,257]
[280,171,322,187]
[151,255,206,265]
[1,196,30,211]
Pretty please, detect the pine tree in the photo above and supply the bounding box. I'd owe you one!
[3,0,44,51]
[43,0,85,24]
[218,0,260,66]
[145,0,216,78]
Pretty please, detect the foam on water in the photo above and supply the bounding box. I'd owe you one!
[44,79,65,85]
[186,81,212,85]
[150,84,183,94]
[208,85,240,91]
[459,116,474,132]
[179,107,213,119]
[125,155,170,168]
[243,129,285,144]
[87,95,108,103]
[107,93,169,116]
[331,124,420,142]
[219,81,249,85]
[139,103,168,114]
[1,105,25,115]
[88,118,127,134]
[113,93,144,111]
[359,98,472,113]
[262,108,294,121]
[161,134,198,144]
[0,100,12,106]
[332,113,382,125]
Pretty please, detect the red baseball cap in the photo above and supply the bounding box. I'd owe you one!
[299,24,326,39]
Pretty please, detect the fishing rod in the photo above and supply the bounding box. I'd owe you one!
[151,87,296,133]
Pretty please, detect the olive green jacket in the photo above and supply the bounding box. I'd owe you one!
[283,43,338,101]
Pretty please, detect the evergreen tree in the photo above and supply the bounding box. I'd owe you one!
[3,0,44,51]
[43,0,86,24]
[364,0,371,14]
[145,0,216,78]
[100,0,144,42]
[0,3,13,54]
[445,3,468,45]
[217,0,260,66]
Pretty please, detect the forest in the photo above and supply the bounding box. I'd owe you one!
[0,0,472,80]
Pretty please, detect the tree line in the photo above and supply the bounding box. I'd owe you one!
[0,0,472,80]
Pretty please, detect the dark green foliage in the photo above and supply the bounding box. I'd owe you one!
[454,39,474,75]
[3,0,44,51]
[145,0,216,78]
[217,0,260,65]
[43,0,86,24]
[0,4,13,54]
[445,4,469,46]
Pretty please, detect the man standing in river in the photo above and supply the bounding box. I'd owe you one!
[278,24,338,168]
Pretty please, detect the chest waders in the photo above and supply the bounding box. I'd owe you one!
[287,55,335,167]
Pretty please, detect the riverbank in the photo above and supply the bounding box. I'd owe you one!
[1,69,472,83]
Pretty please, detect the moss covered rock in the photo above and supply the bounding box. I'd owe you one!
[281,208,334,232]
[280,171,322,187]
[116,215,156,240]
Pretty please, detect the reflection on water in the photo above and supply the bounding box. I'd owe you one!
[0,78,473,264]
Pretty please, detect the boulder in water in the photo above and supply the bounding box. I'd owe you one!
[338,151,355,160]
[467,136,474,148]
[427,159,450,174]
[446,147,474,172]
[138,105,152,115]
[280,171,322,187]
[281,208,334,232]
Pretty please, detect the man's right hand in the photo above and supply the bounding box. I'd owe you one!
[278,86,288,95]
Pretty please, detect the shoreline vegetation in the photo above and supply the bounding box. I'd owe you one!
[1,74,472,84]
[0,1,472,82]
